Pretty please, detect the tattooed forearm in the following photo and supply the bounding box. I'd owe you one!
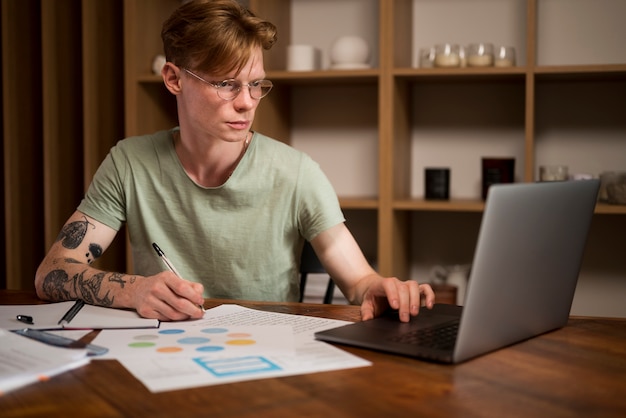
[41,269,73,300]
[41,267,129,308]
[76,271,111,306]
[109,273,127,288]
[56,216,94,249]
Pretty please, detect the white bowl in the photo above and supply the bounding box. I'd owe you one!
[330,36,370,67]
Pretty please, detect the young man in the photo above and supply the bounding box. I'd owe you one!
[35,0,434,322]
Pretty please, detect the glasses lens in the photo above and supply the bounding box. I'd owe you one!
[215,80,241,100]
[213,79,273,100]
[249,80,273,99]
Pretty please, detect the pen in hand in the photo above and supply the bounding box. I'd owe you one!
[152,242,205,312]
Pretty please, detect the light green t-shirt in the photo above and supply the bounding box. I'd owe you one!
[78,129,345,302]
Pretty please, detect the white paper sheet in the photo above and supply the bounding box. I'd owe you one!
[0,329,90,395]
[93,304,371,392]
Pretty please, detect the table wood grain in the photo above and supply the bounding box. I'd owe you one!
[1,290,625,417]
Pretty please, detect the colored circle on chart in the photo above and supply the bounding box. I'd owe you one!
[227,333,251,338]
[128,341,156,348]
[133,334,159,341]
[159,329,185,335]
[196,345,225,352]
[177,337,211,344]
[201,328,228,334]
[156,346,184,353]
[226,339,256,345]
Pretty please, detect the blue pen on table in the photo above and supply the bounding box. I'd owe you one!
[152,242,205,312]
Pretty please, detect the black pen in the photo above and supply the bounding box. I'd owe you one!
[152,242,182,277]
[58,300,85,326]
[152,242,205,312]
[16,315,34,325]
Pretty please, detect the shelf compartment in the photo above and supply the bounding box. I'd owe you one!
[290,83,380,199]
[285,0,379,71]
[535,78,626,183]
[405,0,528,69]
[536,0,626,66]
[405,78,526,200]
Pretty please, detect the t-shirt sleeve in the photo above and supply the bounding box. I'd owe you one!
[77,144,128,231]
[295,155,345,241]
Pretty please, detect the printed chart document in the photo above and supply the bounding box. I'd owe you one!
[0,302,159,330]
[93,304,371,392]
[0,328,90,395]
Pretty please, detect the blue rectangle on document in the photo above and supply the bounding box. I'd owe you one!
[193,356,282,377]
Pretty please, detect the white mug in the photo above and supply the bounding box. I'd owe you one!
[287,45,320,71]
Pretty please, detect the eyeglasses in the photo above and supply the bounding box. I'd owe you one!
[183,68,273,100]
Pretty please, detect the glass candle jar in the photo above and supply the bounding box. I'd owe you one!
[459,45,467,67]
[418,47,435,68]
[434,43,460,68]
[495,46,516,67]
[467,43,494,67]
[539,165,569,182]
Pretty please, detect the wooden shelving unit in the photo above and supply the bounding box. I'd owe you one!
[120,0,626,282]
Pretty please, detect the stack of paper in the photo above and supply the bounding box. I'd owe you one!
[0,328,90,395]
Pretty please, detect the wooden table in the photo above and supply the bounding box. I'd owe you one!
[1,290,625,417]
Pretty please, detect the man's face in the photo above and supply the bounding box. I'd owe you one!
[177,47,267,144]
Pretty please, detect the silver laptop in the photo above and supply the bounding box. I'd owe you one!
[315,180,600,363]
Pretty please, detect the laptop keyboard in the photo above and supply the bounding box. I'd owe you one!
[389,319,460,350]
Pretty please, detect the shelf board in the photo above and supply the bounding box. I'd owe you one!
[394,64,626,81]
[339,197,379,210]
[394,67,527,84]
[534,64,626,81]
[395,66,527,77]
[535,63,626,74]
[595,203,626,215]
[266,69,379,84]
[393,199,626,215]
[393,199,485,212]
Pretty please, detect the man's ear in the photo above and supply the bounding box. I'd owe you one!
[162,62,182,95]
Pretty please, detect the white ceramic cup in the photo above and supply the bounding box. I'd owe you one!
[287,45,320,71]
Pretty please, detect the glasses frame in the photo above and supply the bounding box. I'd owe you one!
[182,68,273,101]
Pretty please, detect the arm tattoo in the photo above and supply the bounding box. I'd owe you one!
[55,217,104,264]
[109,273,127,288]
[86,243,103,264]
[56,216,94,250]
[41,269,73,300]
[76,271,113,306]
[41,268,132,307]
